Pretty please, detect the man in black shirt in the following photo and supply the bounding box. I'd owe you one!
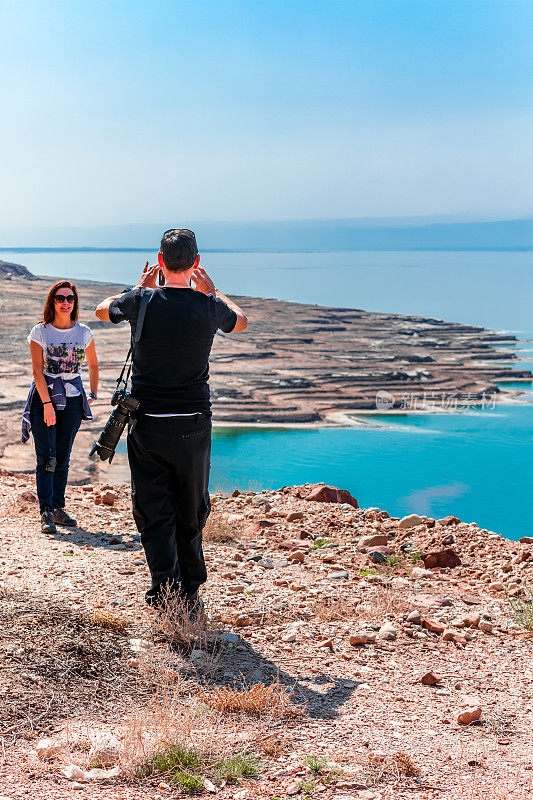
[95,229,247,609]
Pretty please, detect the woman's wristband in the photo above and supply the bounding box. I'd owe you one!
[43,401,52,405]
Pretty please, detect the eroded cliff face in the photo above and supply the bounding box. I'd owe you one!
[0,270,530,483]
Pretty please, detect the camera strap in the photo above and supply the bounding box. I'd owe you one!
[115,288,153,393]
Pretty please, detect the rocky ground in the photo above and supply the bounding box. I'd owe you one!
[1,264,531,484]
[1,471,532,799]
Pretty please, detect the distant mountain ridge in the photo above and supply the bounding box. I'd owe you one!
[0,217,531,251]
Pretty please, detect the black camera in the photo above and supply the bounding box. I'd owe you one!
[89,389,140,463]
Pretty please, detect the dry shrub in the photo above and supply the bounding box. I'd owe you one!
[313,597,361,623]
[200,678,303,719]
[366,750,420,783]
[356,585,409,624]
[150,587,208,651]
[257,733,288,757]
[203,509,239,544]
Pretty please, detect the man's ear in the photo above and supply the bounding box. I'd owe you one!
[193,254,200,268]
[157,251,165,269]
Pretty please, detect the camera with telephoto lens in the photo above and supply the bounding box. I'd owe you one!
[89,389,140,463]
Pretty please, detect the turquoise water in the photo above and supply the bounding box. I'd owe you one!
[7,248,532,540]
[209,401,532,540]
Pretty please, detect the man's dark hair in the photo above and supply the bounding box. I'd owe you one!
[160,229,199,272]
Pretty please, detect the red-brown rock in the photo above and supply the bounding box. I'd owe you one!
[422,618,446,635]
[420,671,441,686]
[304,485,358,508]
[421,548,462,569]
[244,520,275,535]
[101,490,116,506]
[438,515,461,526]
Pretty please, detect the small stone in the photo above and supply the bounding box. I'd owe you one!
[377,622,397,641]
[457,706,482,725]
[368,550,387,564]
[327,570,349,580]
[421,548,461,569]
[422,618,446,635]
[442,629,467,646]
[411,567,435,579]
[304,484,358,507]
[36,738,62,760]
[251,495,271,507]
[318,638,334,650]
[288,550,305,563]
[17,490,38,504]
[406,610,422,625]
[63,765,87,781]
[438,515,461,526]
[349,633,369,646]
[398,514,425,529]
[286,511,304,521]
[101,490,116,506]
[282,632,297,643]
[234,615,253,627]
[519,536,533,544]
[358,534,388,548]
[286,779,302,795]
[478,620,493,633]
[489,582,505,591]
[420,671,440,686]
[88,733,122,768]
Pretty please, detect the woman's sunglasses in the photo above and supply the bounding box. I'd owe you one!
[54,294,75,303]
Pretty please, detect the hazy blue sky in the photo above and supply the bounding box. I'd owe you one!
[1,0,532,226]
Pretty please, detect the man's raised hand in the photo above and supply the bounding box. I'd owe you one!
[137,261,159,289]
[191,266,216,295]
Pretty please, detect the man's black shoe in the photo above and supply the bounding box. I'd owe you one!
[185,593,205,622]
[53,508,77,527]
[41,508,57,535]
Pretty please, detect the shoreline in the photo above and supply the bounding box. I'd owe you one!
[0,265,532,484]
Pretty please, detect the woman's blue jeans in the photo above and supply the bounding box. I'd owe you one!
[30,394,83,512]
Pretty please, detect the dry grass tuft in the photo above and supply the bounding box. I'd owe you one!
[257,733,289,757]
[200,679,303,719]
[150,587,208,651]
[203,508,241,543]
[356,586,410,623]
[313,597,361,623]
[89,607,128,633]
[366,750,420,784]
[509,585,533,633]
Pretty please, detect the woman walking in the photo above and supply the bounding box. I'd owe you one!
[22,281,99,534]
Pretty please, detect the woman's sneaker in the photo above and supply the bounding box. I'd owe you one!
[53,508,77,527]
[41,508,57,534]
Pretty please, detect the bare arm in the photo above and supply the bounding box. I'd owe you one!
[191,267,248,332]
[95,261,157,321]
[85,339,99,402]
[30,340,55,426]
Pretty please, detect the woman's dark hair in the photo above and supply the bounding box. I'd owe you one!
[42,280,79,324]
[160,228,198,272]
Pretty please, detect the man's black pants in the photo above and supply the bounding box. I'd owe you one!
[127,412,211,605]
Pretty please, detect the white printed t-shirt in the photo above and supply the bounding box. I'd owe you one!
[28,322,94,397]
